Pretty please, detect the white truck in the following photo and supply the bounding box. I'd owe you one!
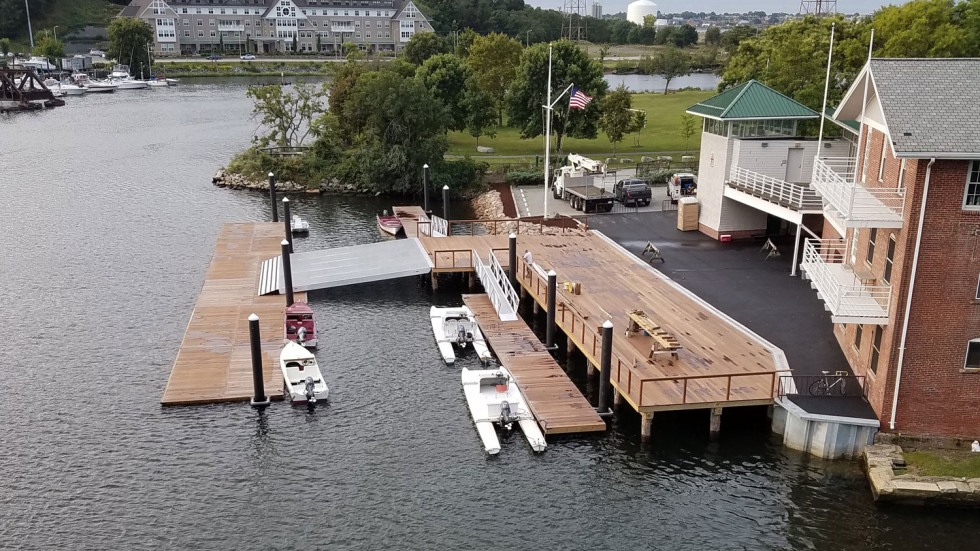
[551,154,616,213]
[667,172,698,203]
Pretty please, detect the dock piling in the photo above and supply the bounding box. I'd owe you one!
[442,185,450,221]
[597,320,613,414]
[641,412,654,442]
[282,197,293,254]
[545,270,557,349]
[268,172,278,223]
[248,313,270,408]
[508,233,517,290]
[281,239,294,306]
[709,407,723,440]
[423,164,431,214]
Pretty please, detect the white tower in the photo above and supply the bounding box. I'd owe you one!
[591,0,602,19]
[627,0,657,26]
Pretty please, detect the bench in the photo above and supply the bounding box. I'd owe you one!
[625,309,682,359]
[641,241,665,264]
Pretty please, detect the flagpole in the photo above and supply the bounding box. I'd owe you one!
[543,45,553,219]
[816,22,835,156]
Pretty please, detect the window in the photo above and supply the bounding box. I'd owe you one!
[870,326,883,374]
[703,118,726,137]
[184,30,190,37]
[966,339,980,369]
[210,31,216,37]
[866,228,877,265]
[898,158,907,191]
[854,324,863,350]
[198,30,204,37]
[878,138,887,181]
[862,128,873,183]
[964,160,980,210]
[849,228,858,266]
[198,20,203,26]
[883,236,896,284]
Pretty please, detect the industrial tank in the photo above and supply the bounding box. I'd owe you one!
[627,0,657,26]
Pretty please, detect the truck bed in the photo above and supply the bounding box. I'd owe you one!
[557,184,615,213]
[562,185,614,199]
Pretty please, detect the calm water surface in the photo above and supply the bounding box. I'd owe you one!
[1,82,977,550]
[603,72,721,92]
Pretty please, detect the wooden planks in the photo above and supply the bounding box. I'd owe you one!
[463,294,606,435]
[162,223,307,406]
[392,206,429,239]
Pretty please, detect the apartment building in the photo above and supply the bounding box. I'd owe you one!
[119,0,433,55]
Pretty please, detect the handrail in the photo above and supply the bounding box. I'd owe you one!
[729,166,822,211]
[431,249,473,269]
[812,157,905,223]
[799,239,891,320]
[778,374,868,398]
[429,215,448,237]
[472,249,518,321]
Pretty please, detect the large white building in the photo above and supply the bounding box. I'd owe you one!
[119,0,434,55]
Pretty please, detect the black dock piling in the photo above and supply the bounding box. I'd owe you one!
[508,233,517,290]
[282,197,293,253]
[442,185,450,221]
[597,320,613,414]
[268,172,278,223]
[546,269,558,350]
[281,239,294,306]
[423,164,431,214]
[248,313,270,408]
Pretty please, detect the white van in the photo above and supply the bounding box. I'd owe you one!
[667,173,698,203]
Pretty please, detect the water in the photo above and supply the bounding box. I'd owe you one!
[1,83,977,550]
[604,72,721,92]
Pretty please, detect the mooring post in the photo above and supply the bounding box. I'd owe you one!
[248,313,270,408]
[508,233,517,290]
[423,163,431,214]
[268,172,278,223]
[613,389,623,409]
[597,320,613,413]
[587,361,596,377]
[545,270,558,349]
[282,197,293,254]
[281,239,294,307]
[567,335,576,356]
[430,272,439,290]
[641,412,654,443]
[442,185,450,221]
[709,407,723,440]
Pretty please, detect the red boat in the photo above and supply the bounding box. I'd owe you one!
[284,301,318,349]
[377,210,405,237]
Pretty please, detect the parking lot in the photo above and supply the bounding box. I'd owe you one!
[512,180,673,218]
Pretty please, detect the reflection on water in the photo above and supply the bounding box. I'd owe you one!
[604,72,721,92]
[0,81,977,549]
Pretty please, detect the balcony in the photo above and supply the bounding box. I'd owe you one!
[726,166,822,222]
[799,239,891,324]
[811,157,905,230]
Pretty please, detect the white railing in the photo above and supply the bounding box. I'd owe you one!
[728,166,823,211]
[799,239,891,323]
[812,157,905,227]
[473,249,518,322]
[428,215,448,237]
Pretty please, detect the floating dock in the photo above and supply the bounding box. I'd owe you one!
[463,294,606,435]
[162,223,305,405]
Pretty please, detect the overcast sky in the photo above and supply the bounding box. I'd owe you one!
[524,0,909,16]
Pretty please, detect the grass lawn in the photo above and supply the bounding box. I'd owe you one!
[904,450,980,478]
[448,89,714,159]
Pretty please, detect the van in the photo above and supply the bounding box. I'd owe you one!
[667,173,698,203]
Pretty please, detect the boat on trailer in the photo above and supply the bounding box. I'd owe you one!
[284,301,318,348]
[430,306,492,364]
[279,340,328,404]
[461,367,546,455]
[377,209,404,237]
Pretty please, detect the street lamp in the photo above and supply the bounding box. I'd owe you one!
[53,26,58,41]
[525,30,533,48]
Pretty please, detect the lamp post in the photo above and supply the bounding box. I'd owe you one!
[53,26,58,42]
[525,30,532,48]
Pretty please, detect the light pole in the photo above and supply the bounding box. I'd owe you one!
[525,30,532,48]
[53,26,58,41]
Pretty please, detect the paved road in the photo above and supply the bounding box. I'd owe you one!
[510,170,674,218]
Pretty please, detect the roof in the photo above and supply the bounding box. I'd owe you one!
[867,58,980,158]
[686,80,819,121]
[825,108,859,134]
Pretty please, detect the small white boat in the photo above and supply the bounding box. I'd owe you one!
[279,341,329,404]
[165,78,180,86]
[461,367,546,455]
[112,78,149,90]
[430,306,492,364]
[290,214,310,234]
[72,74,117,93]
[43,79,88,96]
[146,79,169,88]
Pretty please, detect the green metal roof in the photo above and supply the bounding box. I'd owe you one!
[824,107,860,134]
[686,80,819,121]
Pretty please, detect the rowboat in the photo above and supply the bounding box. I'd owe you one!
[461,367,546,455]
[377,210,404,237]
[430,306,492,364]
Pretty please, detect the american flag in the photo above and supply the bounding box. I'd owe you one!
[569,86,593,109]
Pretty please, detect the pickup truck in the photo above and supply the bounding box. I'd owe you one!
[614,179,652,207]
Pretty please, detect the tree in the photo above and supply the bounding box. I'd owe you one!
[107,18,154,78]
[705,26,722,46]
[599,84,632,154]
[246,83,329,148]
[466,32,522,126]
[33,30,64,66]
[507,40,607,152]
[455,28,478,57]
[465,76,497,147]
[416,53,472,132]
[875,0,970,57]
[403,32,450,66]
[720,25,759,53]
[647,46,691,94]
[680,114,698,153]
[0,38,12,67]
[597,44,610,65]
[628,109,647,147]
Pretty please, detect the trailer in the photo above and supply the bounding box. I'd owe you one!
[551,154,616,213]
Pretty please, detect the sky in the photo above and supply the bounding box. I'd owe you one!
[524,0,909,17]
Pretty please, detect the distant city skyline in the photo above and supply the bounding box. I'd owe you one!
[524,0,911,17]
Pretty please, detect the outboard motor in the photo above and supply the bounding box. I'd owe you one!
[499,400,514,431]
[304,376,317,404]
[297,326,307,345]
[457,324,468,348]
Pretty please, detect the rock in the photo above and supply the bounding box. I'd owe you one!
[641,156,654,163]
[476,145,495,154]
[620,158,634,164]
[605,158,614,165]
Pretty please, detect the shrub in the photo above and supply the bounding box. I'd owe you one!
[505,170,545,186]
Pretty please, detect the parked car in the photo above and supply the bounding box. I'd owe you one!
[207,54,222,61]
[667,173,698,203]
[614,178,652,207]
[240,54,256,60]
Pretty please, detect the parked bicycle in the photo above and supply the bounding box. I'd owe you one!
[809,370,849,396]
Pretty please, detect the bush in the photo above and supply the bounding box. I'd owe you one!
[505,170,545,186]
[432,158,489,195]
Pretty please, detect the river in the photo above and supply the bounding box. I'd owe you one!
[604,72,721,92]
[0,81,976,550]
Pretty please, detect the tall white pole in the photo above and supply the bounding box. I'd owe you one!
[543,45,553,219]
[816,22,835,155]
[856,29,874,187]
[25,0,35,49]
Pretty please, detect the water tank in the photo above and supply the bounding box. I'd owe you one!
[627,0,657,26]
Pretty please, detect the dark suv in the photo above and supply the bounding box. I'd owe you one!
[614,179,652,206]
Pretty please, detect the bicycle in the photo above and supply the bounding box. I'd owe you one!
[809,370,848,396]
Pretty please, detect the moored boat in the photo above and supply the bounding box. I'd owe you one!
[284,301,318,348]
[377,209,404,237]
[461,367,546,455]
[290,214,310,234]
[279,340,329,404]
[146,78,169,88]
[430,306,492,364]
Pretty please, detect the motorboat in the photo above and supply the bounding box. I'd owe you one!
[461,367,546,455]
[284,301,318,349]
[108,64,149,89]
[43,78,87,96]
[146,78,169,88]
[71,74,117,93]
[430,306,492,365]
[279,340,328,405]
[377,209,404,237]
[165,78,180,86]
[290,214,310,234]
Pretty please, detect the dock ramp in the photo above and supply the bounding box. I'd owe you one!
[257,238,433,295]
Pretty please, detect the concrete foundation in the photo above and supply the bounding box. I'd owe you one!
[772,398,879,459]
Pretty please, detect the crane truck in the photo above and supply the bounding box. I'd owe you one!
[550,154,616,213]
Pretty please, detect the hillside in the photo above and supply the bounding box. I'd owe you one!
[0,0,124,48]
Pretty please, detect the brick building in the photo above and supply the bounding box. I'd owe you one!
[119,0,434,55]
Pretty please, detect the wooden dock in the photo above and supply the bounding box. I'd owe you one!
[419,235,509,272]
[392,206,429,239]
[161,223,306,405]
[463,294,606,435]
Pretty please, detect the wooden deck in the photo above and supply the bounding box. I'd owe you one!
[463,294,606,435]
[162,223,306,405]
[418,235,510,272]
[392,206,429,239]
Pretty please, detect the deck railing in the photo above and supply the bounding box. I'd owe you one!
[473,249,519,321]
[729,166,823,211]
[518,258,782,407]
[431,249,473,270]
[799,239,891,322]
[812,157,905,226]
[777,374,868,398]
